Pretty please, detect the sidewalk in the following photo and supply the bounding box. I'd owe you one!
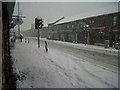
[11,39,118,88]
[38,38,118,56]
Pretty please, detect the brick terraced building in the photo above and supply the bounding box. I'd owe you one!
[48,11,120,47]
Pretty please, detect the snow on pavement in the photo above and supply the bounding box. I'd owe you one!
[11,40,118,88]
[40,38,118,56]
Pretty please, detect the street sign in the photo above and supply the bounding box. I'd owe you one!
[9,22,16,28]
[13,17,23,25]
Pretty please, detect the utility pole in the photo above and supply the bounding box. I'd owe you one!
[12,0,26,42]
[18,1,20,41]
[76,29,77,43]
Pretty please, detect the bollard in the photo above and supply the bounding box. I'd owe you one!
[115,43,119,49]
[28,38,29,43]
[25,38,26,43]
[104,40,109,48]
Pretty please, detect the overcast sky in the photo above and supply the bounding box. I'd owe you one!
[13,2,119,31]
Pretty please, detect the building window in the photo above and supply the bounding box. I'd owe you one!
[113,16,117,26]
[67,25,69,29]
[72,25,74,29]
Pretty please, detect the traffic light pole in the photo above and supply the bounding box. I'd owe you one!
[18,1,20,42]
[38,27,40,48]
[35,17,43,48]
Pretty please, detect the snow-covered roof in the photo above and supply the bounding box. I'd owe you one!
[55,6,118,25]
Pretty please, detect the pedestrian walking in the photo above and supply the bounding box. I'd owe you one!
[10,36,15,48]
[19,34,23,42]
[45,41,48,52]
[13,32,16,42]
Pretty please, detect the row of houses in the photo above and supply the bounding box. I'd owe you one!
[46,11,120,47]
[24,11,120,48]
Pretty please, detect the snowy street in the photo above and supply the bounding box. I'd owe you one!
[11,38,118,88]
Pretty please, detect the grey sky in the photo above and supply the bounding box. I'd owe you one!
[13,2,118,31]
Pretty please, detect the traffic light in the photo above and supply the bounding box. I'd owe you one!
[35,17,44,29]
[38,18,44,28]
[83,24,89,31]
[35,18,38,29]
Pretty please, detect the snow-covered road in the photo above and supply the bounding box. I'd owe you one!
[11,38,118,88]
